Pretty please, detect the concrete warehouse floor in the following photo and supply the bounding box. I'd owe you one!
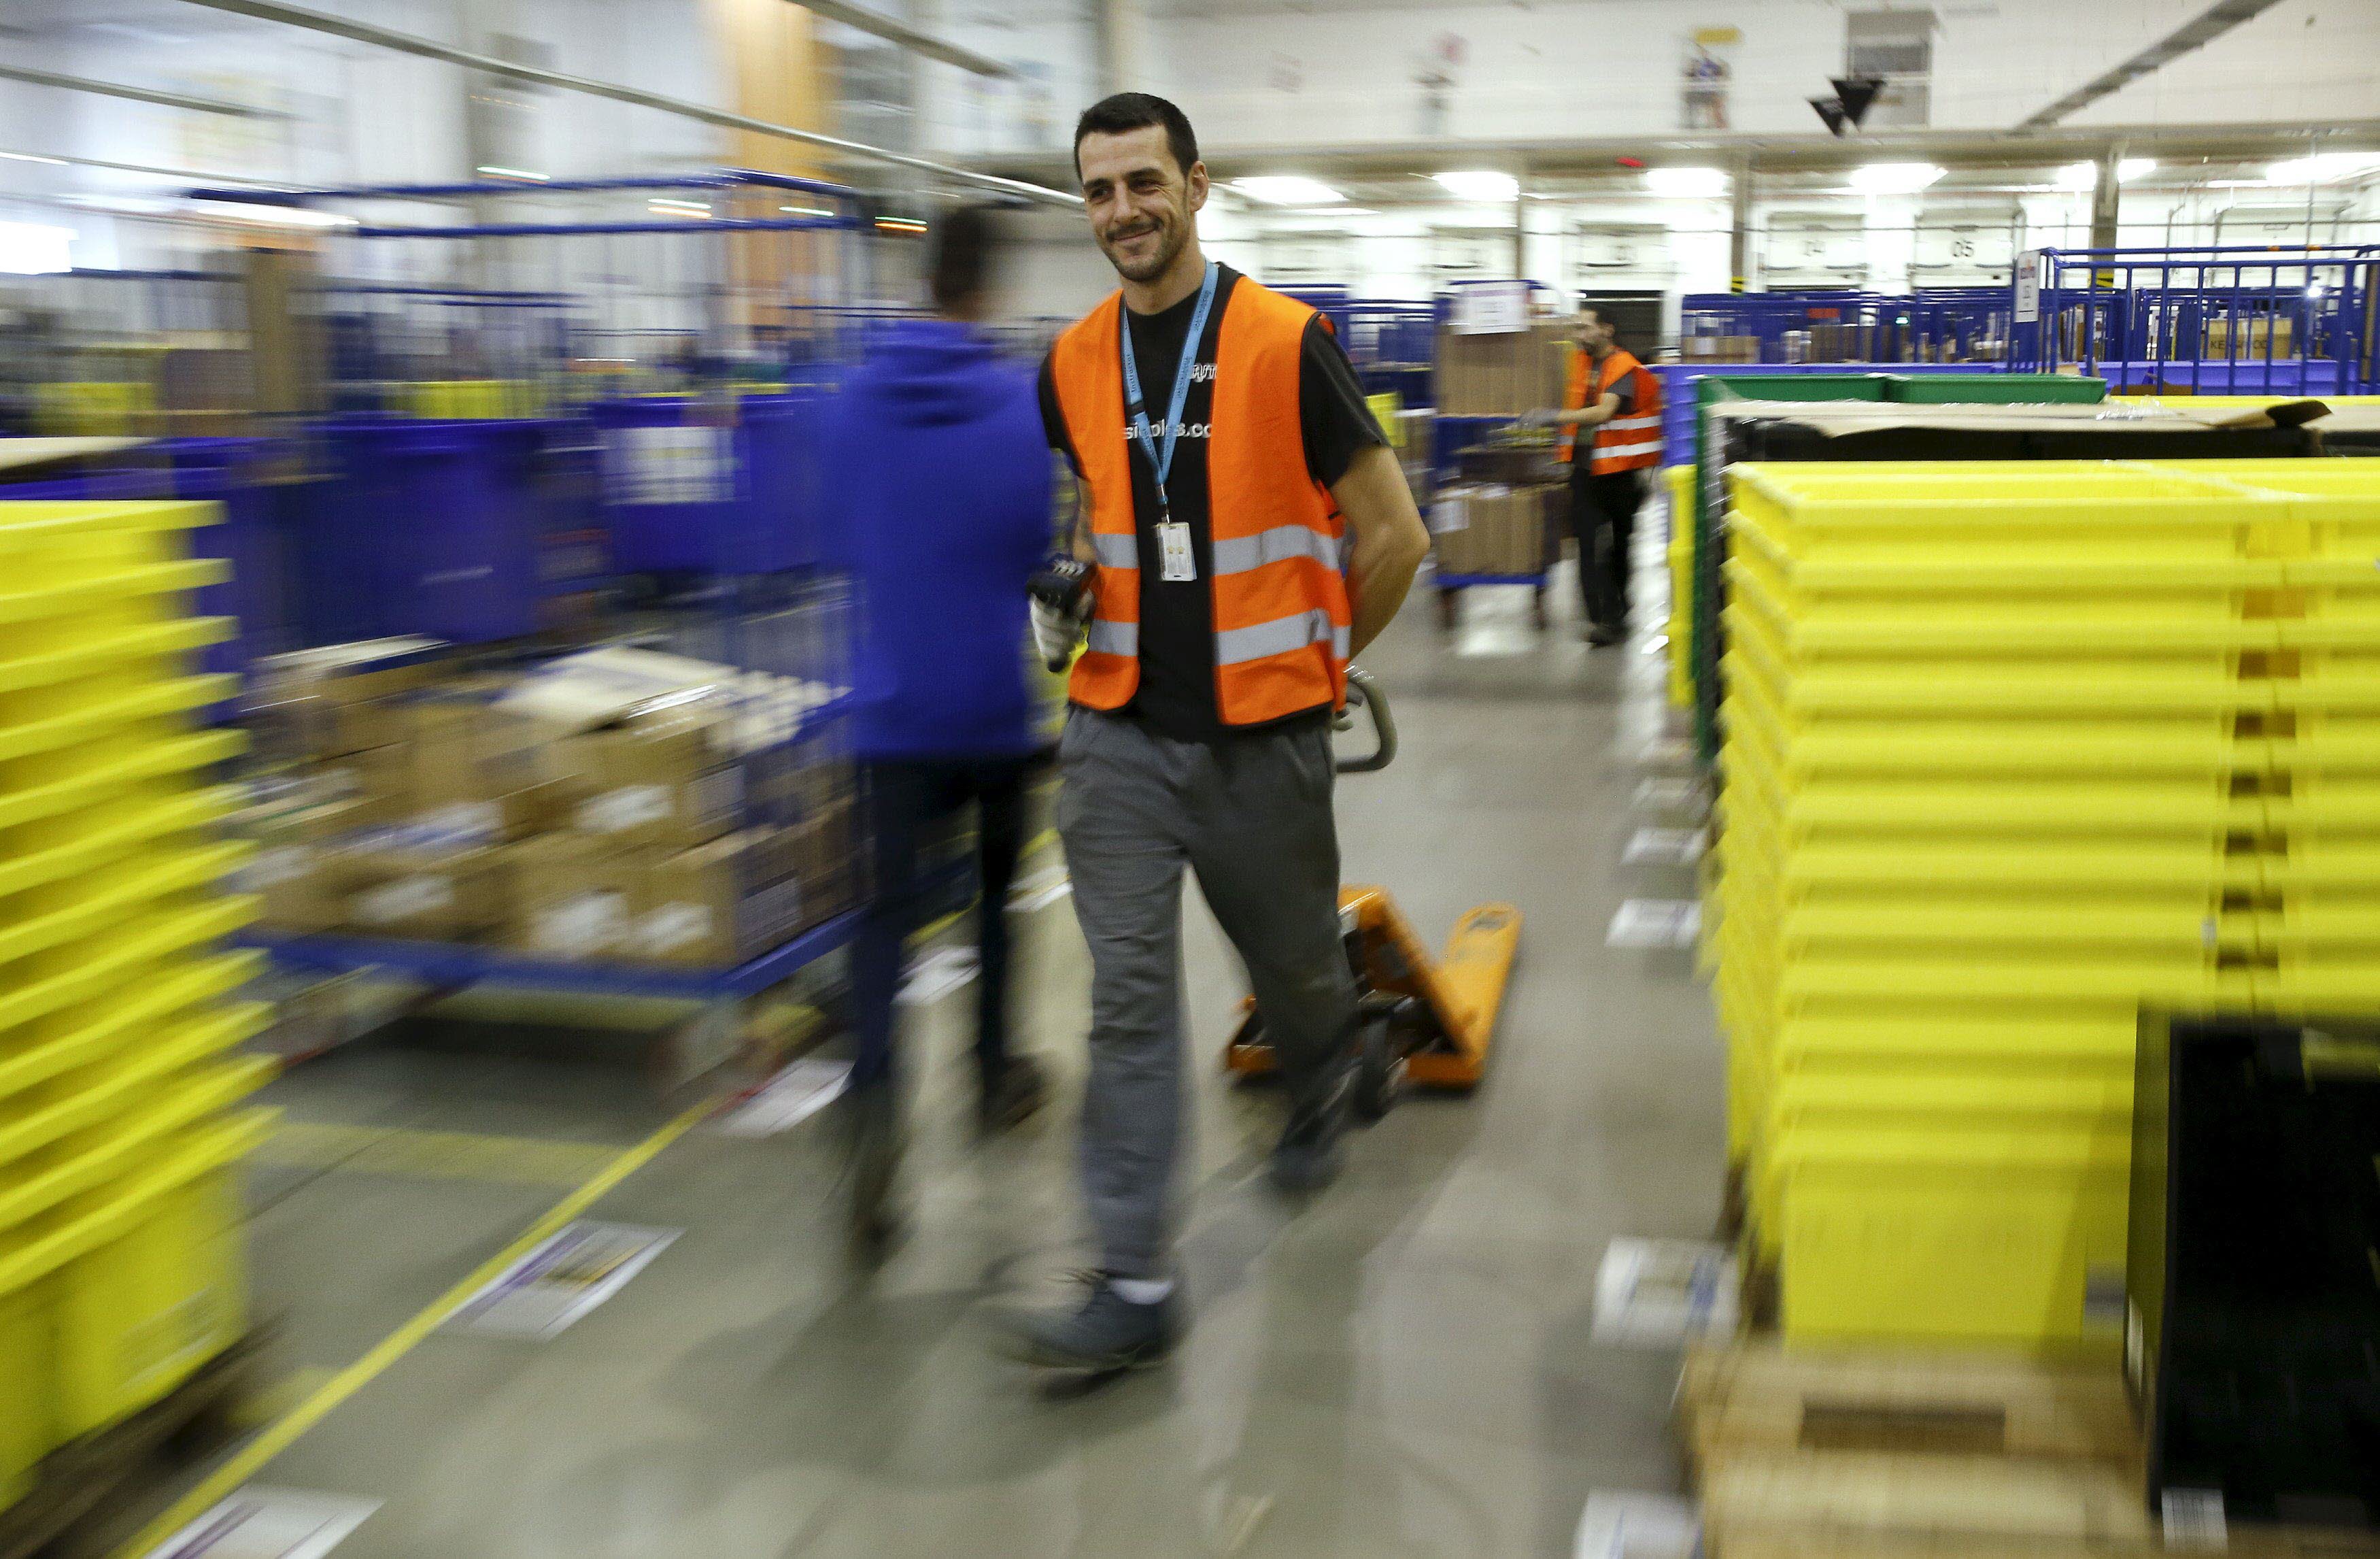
[189,514,1726,1559]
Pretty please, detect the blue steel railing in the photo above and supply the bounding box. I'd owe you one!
[2011,246,2380,394]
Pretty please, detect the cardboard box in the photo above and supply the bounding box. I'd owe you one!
[561,708,742,850]
[510,833,635,959]
[626,830,803,967]
[330,842,507,940]
[235,842,339,935]
[1433,484,1554,577]
[253,639,443,758]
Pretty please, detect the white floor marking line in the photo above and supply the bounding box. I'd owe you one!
[1622,826,1707,867]
[1606,899,1701,948]
[141,1487,379,1559]
[1572,1490,1701,1559]
[710,1057,851,1137]
[897,945,979,1005]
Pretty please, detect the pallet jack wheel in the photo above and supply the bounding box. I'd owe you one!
[1351,1017,1404,1123]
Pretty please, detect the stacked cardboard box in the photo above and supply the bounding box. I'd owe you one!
[1430,484,1563,576]
[2203,316,2297,358]
[237,642,854,970]
[1435,322,1571,414]
[1684,335,1762,365]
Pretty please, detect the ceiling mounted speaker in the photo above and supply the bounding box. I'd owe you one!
[1810,97,1848,136]
[1832,76,1884,127]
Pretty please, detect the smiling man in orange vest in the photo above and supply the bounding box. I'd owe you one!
[1544,307,1663,646]
[1013,92,1432,1373]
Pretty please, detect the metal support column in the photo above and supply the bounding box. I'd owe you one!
[2089,142,2124,252]
[1729,159,1754,293]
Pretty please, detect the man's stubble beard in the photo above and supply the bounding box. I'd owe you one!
[1103,208,1187,284]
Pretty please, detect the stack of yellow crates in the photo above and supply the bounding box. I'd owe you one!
[0,497,272,1511]
[1712,459,2380,1350]
[1664,465,1696,711]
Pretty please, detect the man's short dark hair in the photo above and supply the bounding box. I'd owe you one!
[1580,305,1621,341]
[928,203,999,312]
[1072,93,1199,182]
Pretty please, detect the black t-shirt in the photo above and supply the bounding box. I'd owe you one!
[1039,265,1387,741]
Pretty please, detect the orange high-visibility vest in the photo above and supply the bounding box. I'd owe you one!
[1047,278,1352,726]
[1559,347,1663,473]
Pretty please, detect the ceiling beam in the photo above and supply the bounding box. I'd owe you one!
[2014,0,2290,131]
[965,116,2380,187]
[167,0,1078,206]
[790,0,1013,79]
[0,62,290,120]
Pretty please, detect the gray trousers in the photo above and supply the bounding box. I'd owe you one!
[1055,707,1357,1278]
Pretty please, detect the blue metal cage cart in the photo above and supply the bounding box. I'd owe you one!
[166,172,901,1049]
[2010,245,2380,395]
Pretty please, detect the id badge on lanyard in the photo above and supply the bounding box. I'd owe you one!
[1121,262,1220,586]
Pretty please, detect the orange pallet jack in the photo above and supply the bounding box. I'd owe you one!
[1223,669,1520,1118]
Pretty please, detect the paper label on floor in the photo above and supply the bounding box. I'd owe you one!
[1622,827,1707,867]
[1574,1490,1701,1559]
[898,945,979,1005]
[1631,777,1703,814]
[711,1057,850,1137]
[445,1221,679,1339]
[1591,1237,1738,1345]
[1607,899,1701,949]
[143,1486,379,1559]
[1007,865,1073,913]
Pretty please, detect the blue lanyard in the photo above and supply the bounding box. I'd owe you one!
[1118,261,1219,518]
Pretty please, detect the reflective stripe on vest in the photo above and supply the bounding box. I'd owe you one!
[1047,275,1353,726]
[1588,350,1662,475]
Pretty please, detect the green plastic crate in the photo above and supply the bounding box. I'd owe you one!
[1887,373,2108,405]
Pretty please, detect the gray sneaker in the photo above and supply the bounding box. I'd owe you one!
[1001,1275,1184,1371]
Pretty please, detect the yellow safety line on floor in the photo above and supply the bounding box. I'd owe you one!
[252,1123,627,1188]
[119,823,1070,1553]
[111,1096,713,1559]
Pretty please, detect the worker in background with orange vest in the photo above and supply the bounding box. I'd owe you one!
[1535,307,1663,646]
[1013,92,1433,1374]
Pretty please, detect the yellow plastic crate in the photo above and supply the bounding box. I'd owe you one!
[0,898,258,1051]
[0,955,258,1105]
[0,1053,269,1240]
[0,1111,267,1490]
[1769,1124,2131,1350]
[0,1009,270,1188]
[50,1111,269,1437]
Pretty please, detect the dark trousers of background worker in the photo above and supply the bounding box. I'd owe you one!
[1567,465,1646,635]
[849,757,1028,1099]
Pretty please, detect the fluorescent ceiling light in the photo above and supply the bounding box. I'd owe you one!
[1233,176,1342,205]
[197,201,357,229]
[648,199,711,217]
[1848,162,1943,195]
[2266,152,2380,184]
[779,205,834,217]
[1642,167,1727,199]
[0,150,68,167]
[1433,170,1518,203]
[2057,157,2159,190]
[0,221,73,275]
[475,165,547,182]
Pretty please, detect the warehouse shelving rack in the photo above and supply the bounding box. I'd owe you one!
[1431,280,1563,595]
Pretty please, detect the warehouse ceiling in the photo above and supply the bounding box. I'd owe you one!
[975,117,2380,194]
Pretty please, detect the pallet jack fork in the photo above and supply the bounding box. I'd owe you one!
[1223,668,1520,1109]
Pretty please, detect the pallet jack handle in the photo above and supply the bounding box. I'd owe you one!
[1337,665,1397,774]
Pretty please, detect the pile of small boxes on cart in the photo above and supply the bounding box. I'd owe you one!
[232,638,855,971]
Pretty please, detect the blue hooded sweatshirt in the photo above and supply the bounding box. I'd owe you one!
[823,318,1053,760]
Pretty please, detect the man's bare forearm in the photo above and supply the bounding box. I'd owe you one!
[1335,445,1432,656]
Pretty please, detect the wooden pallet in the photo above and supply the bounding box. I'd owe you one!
[1682,1344,2380,1559]
[0,1332,264,1559]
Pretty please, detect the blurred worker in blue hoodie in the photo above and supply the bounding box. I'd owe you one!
[825,205,1055,1260]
